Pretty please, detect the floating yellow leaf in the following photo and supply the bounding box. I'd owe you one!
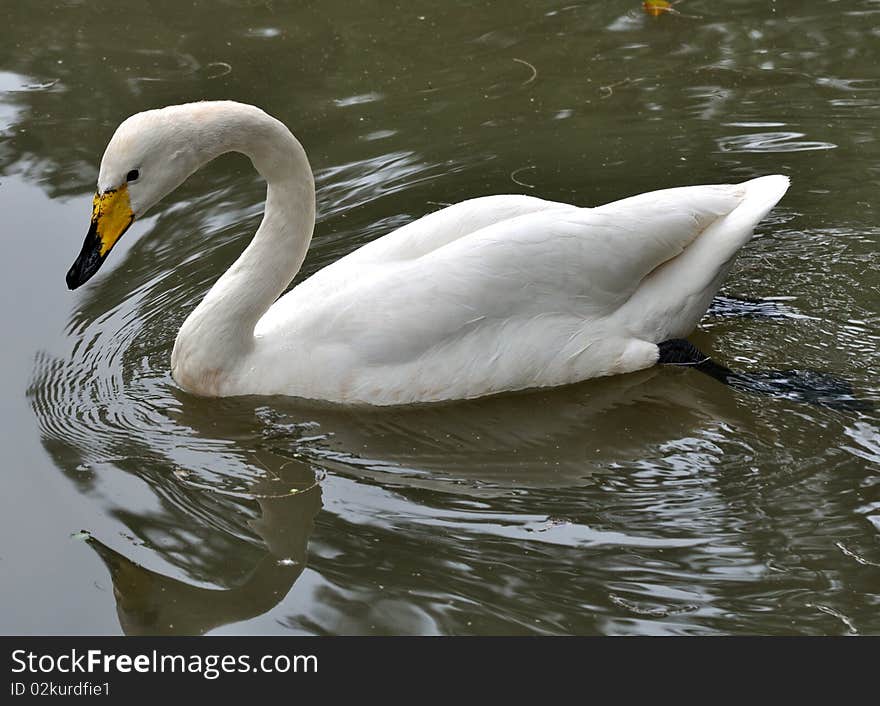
[643,0,675,16]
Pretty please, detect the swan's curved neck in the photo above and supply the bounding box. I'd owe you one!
[171,104,315,392]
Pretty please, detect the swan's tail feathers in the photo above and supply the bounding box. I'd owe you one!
[728,174,790,233]
[658,338,872,412]
[673,174,790,291]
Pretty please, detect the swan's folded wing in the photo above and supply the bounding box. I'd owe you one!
[298,184,747,362]
[342,194,569,264]
[420,182,747,311]
[283,195,568,304]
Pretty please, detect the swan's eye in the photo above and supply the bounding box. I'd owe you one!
[126,169,140,182]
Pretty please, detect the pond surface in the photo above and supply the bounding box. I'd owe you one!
[1,0,878,635]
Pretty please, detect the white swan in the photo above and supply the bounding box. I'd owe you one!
[66,101,789,406]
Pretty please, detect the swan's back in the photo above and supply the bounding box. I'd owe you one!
[285,194,569,301]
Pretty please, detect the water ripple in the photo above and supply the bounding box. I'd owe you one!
[716,131,837,153]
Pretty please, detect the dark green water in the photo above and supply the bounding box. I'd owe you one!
[1,0,878,635]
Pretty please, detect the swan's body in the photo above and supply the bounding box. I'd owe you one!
[68,101,789,406]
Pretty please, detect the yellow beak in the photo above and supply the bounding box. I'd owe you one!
[66,185,135,289]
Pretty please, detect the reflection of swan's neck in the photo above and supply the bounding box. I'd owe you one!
[171,104,315,392]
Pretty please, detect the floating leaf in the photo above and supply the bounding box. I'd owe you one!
[643,0,676,16]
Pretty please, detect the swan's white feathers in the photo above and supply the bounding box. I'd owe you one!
[84,102,789,405]
[278,194,566,302]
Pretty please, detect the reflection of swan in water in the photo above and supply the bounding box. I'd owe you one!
[245,361,749,495]
[86,472,321,636]
[30,346,327,636]
[57,366,744,634]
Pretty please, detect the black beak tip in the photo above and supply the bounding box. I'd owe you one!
[66,254,101,290]
[66,229,104,290]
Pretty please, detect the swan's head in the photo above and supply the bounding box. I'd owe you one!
[66,105,209,290]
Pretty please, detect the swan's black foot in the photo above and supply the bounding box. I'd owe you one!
[657,338,872,413]
[658,339,713,366]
